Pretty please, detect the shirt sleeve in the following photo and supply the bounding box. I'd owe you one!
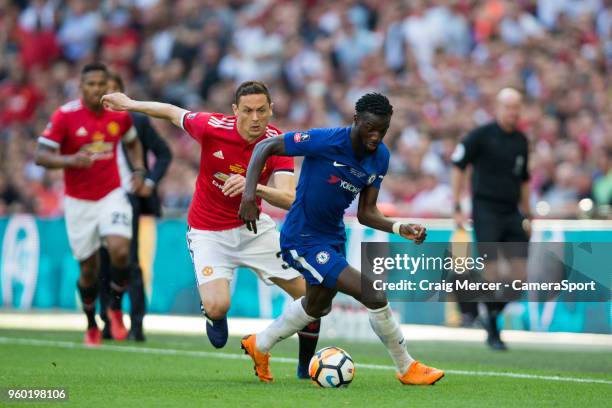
[452,127,482,169]
[283,128,333,157]
[371,149,390,189]
[120,113,137,142]
[521,137,530,182]
[271,155,294,176]
[180,111,211,144]
[38,110,66,149]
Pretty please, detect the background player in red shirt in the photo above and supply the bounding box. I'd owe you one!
[35,63,145,346]
[101,81,320,378]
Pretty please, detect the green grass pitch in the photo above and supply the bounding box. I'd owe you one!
[0,328,610,407]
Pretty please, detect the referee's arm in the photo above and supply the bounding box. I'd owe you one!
[450,129,481,227]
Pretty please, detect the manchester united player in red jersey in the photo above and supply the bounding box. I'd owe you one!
[35,63,145,346]
[101,81,320,378]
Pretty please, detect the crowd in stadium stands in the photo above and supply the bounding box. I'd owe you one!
[0,0,610,219]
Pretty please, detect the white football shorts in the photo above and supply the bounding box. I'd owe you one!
[64,188,133,261]
[187,213,301,286]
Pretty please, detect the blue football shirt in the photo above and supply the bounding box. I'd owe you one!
[280,127,390,248]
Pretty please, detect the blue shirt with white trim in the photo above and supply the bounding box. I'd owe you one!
[280,127,389,247]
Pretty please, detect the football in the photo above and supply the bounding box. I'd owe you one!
[308,346,355,388]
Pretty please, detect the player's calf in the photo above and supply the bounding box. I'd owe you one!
[200,302,228,349]
[297,319,321,379]
[199,281,231,348]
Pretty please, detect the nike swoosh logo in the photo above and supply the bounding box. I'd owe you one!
[333,161,347,167]
[325,375,336,386]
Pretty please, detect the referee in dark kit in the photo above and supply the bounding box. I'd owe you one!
[451,88,531,350]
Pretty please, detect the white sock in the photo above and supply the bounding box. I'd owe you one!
[256,298,317,353]
[368,304,414,374]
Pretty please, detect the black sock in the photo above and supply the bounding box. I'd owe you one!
[297,319,321,368]
[77,281,98,329]
[109,265,130,310]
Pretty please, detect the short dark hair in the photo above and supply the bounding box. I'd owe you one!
[108,72,125,92]
[81,62,108,79]
[234,80,271,105]
[355,93,393,117]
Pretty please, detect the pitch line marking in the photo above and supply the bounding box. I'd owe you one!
[0,336,610,385]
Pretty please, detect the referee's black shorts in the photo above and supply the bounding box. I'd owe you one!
[472,198,528,259]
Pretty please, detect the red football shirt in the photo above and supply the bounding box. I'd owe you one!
[39,99,136,201]
[181,112,294,231]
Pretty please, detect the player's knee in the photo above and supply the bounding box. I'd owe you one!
[79,265,97,286]
[363,299,387,310]
[303,302,331,319]
[203,299,230,320]
[359,290,387,310]
[108,244,130,267]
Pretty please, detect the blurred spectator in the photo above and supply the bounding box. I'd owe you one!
[0,58,44,125]
[0,0,609,219]
[57,0,101,61]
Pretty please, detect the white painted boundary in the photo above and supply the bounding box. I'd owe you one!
[0,336,610,385]
[1,313,610,348]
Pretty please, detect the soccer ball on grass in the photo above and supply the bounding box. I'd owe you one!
[308,346,355,388]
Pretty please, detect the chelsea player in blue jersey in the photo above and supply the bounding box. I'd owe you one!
[238,93,444,385]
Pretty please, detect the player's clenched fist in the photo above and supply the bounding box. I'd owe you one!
[238,198,260,234]
[400,223,427,244]
[101,92,134,111]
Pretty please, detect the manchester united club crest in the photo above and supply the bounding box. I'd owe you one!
[107,121,120,137]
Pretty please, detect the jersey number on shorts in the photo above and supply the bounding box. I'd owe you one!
[111,212,130,226]
[276,251,291,270]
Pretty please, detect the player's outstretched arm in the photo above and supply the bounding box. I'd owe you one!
[239,135,288,233]
[101,92,187,129]
[357,185,427,244]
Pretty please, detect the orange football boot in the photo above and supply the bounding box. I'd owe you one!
[397,361,445,385]
[241,334,273,383]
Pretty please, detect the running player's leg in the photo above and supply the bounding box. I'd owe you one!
[99,189,134,341]
[271,276,322,378]
[105,234,131,340]
[242,282,335,382]
[241,214,321,378]
[187,226,237,348]
[336,265,444,385]
[98,247,112,339]
[197,279,231,348]
[241,243,341,382]
[78,252,102,346]
[64,194,103,345]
